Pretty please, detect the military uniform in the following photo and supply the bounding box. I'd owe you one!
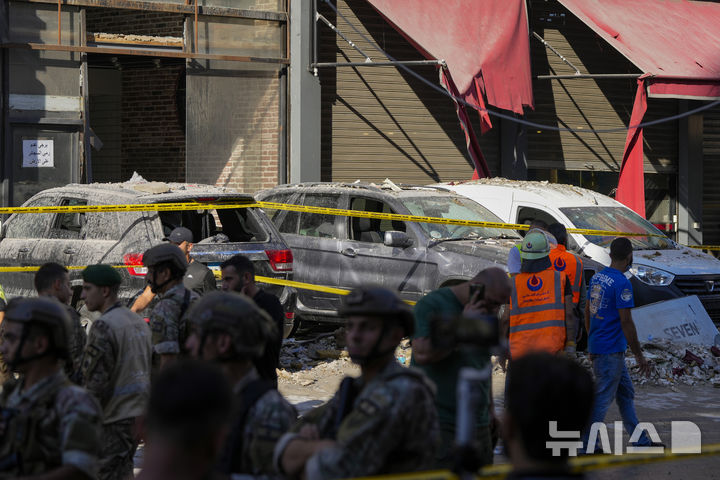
[149,283,198,356]
[64,304,87,384]
[275,361,439,480]
[82,303,152,480]
[217,368,296,477]
[0,370,101,478]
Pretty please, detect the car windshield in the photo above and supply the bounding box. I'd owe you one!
[399,195,520,240]
[560,206,673,250]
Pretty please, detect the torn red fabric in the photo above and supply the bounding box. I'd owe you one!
[441,69,490,178]
[365,0,534,114]
[558,0,720,99]
[616,78,648,218]
[365,0,534,179]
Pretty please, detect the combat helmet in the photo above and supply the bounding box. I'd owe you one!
[142,243,188,271]
[187,291,275,358]
[339,287,414,337]
[4,297,72,360]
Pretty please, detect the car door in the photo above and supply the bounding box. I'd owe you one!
[337,196,428,303]
[267,191,344,313]
[0,195,57,297]
[31,196,89,270]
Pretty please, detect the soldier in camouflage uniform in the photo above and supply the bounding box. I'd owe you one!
[0,297,102,479]
[184,291,296,478]
[274,287,439,480]
[35,262,87,383]
[80,265,152,480]
[143,243,198,369]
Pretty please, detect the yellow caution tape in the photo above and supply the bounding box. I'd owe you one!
[688,245,720,251]
[0,200,666,239]
[348,442,720,480]
[256,201,666,238]
[0,201,254,215]
[0,264,417,306]
[256,275,416,306]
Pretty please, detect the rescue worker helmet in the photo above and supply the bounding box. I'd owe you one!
[142,243,188,272]
[187,290,275,358]
[520,230,552,260]
[339,287,414,337]
[4,297,72,359]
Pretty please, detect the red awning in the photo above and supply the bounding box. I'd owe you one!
[558,0,720,100]
[365,0,534,178]
[365,0,534,113]
[558,0,720,217]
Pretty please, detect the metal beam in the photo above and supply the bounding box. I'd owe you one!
[15,0,287,22]
[532,31,581,76]
[1,42,289,64]
[316,12,372,63]
[313,60,444,68]
[536,73,643,80]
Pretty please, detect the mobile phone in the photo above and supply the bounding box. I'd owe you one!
[469,283,485,301]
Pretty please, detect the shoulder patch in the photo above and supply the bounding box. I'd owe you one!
[621,288,633,302]
[356,398,381,417]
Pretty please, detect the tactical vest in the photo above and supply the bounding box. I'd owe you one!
[97,305,152,423]
[549,245,583,304]
[509,269,567,358]
[0,377,67,476]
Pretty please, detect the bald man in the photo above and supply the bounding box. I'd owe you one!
[411,267,511,469]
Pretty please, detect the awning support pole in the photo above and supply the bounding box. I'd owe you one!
[537,73,643,80]
[532,31,581,75]
[316,12,373,63]
[313,60,444,68]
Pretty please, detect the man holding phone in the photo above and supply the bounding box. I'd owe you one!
[411,267,511,469]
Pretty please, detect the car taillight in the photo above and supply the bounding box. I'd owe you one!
[285,311,295,320]
[266,249,293,272]
[123,253,147,277]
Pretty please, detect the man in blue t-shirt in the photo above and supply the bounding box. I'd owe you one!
[583,237,654,452]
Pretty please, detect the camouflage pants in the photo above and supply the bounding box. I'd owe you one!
[99,418,137,480]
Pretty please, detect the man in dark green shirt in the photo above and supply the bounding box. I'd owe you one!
[411,267,511,469]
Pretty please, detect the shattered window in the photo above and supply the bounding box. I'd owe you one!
[298,194,338,238]
[349,197,404,244]
[399,195,517,241]
[158,204,268,243]
[49,198,87,240]
[5,196,55,239]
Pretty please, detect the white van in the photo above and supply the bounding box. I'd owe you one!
[437,178,720,322]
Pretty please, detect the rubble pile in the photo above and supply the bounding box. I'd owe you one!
[578,340,720,387]
[278,333,412,386]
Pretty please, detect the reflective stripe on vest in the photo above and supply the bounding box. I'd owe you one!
[509,269,566,358]
[549,246,583,304]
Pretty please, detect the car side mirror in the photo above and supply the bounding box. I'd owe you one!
[384,230,413,248]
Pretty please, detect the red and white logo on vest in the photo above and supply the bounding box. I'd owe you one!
[527,275,543,292]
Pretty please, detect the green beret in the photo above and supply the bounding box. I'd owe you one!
[82,264,122,286]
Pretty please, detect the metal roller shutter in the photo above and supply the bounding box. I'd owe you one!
[318,1,499,184]
[703,107,720,246]
[528,1,677,175]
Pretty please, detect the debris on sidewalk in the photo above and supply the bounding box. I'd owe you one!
[575,339,720,387]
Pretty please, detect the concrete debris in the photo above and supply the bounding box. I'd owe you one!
[278,334,412,386]
[574,339,720,387]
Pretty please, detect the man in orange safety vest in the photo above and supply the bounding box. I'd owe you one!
[506,230,576,359]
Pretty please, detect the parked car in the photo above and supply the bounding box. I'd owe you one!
[437,178,720,323]
[0,181,296,337]
[257,181,527,324]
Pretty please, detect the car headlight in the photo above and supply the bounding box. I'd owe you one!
[629,264,674,286]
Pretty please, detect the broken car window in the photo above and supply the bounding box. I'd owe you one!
[298,194,339,238]
[399,196,518,241]
[5,196,55,239]
[349,197,404,244]
[560,206,672,250]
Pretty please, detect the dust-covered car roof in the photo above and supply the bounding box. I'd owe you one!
[36,182,255,204]
[257,181,462,199]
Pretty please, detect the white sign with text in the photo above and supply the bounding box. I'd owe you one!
[22,139,54,168]
[632,295,720,346]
